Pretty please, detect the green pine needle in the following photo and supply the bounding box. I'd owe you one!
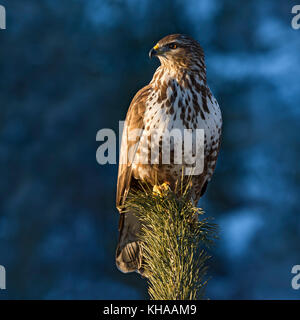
[124,183,218,300]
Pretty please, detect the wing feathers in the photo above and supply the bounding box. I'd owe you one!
[116,85,152,211]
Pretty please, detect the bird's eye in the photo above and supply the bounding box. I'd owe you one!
[168,43,177,49]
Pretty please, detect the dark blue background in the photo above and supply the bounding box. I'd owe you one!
[0,0,299,299]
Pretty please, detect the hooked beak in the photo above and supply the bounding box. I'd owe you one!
[149,44,160,59]
[149,48,157,59]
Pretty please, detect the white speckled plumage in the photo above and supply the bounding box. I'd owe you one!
[116,34,222,275]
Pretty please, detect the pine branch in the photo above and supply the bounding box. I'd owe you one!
[124,183,218,300]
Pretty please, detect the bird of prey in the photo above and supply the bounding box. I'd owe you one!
[116,34,222,275]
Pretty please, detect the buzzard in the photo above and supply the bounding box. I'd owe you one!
[116,34,222,275]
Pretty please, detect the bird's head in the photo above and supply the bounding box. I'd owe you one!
[149,34,205,72]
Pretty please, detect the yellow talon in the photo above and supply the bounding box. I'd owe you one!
[153,182,170,196]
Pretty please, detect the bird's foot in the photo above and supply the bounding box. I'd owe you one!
[152,182,170,196]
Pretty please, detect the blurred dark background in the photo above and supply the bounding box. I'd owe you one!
[0,0,299,299]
